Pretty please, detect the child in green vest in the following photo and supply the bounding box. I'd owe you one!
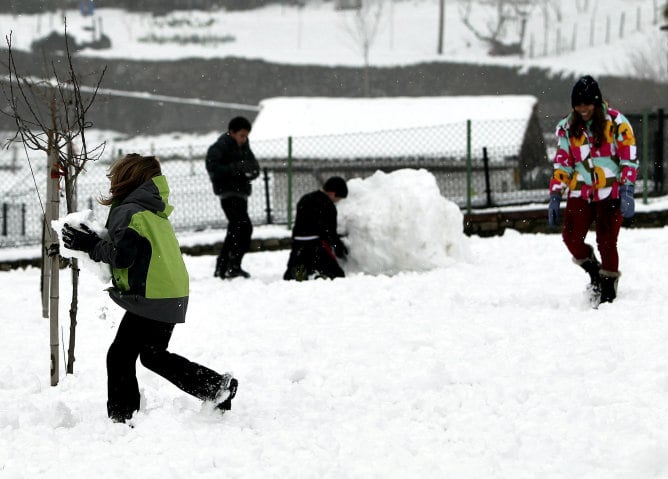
[62,153,237,423]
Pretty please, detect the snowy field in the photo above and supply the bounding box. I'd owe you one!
[2,170,668,478]
[2,227,668,478]
[1,2,668,477]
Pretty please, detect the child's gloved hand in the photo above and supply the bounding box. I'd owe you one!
[619,184,635,219]
[62,223,102,253]
[548,193,562,227]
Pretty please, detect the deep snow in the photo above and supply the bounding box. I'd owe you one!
[1,170,668,478]
[1,1,668,477]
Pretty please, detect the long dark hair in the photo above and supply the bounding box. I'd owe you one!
[568,104,606,148]
[99,153,162,206]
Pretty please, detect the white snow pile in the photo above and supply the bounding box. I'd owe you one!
[338,168,470,275]
[51,210,111,283]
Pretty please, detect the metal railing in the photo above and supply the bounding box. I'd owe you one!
[1,111,665,247]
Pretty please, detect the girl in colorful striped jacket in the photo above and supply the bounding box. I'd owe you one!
[547,75,638,305]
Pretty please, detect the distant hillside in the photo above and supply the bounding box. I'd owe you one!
[0,0,319,15]
[1,48,665,137]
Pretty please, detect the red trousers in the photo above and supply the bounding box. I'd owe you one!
[562,197,622,272]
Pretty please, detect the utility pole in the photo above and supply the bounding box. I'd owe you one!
[437,0,445,54]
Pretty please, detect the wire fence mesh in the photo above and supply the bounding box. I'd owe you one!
[1,111,665,248]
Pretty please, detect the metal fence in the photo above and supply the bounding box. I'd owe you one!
[627,110,667,196]
[1,111,665,247]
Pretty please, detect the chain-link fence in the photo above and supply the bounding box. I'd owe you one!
[626,110,667,195]
[1,111,665,247]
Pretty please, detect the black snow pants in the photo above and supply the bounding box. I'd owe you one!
[283,239,345,281]
[106,311,225,422]
[216,195,253,272]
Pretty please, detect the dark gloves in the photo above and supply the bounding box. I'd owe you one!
[46,243,60,257]
[548,193,562,227]
[62,223,101,253]
[619,184,635,219]
[235,159,259,180]
[333,239,348,259]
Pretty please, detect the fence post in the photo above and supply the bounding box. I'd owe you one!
[482,147,492,207]
[2,203,6,236]
[605,15,611,43]
[263,167,272,224]
[643,110,649,205]
[189,144,195,176]
[656,108,665,194]
[21,203,26,236]
[287,136,293,229]
[466,120,472,214]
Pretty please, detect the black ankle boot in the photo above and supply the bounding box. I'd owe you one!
[573,245,601,287]
[222,265,250,279]
[599,270,621,304]
[214,256,227,278]
[579,259,601,287]
[222,254,250,279]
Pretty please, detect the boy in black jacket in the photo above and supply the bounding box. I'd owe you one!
[284,177,349,281]
[205,116,260,279]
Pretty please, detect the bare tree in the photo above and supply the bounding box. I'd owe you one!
[341,0,384,95]
[458,0,534,56]
[629,31,668,83]
[2,26,106,384]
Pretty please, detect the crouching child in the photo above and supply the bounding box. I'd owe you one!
[284,176,349,281]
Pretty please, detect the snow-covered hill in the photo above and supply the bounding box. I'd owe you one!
[2,0,666,81]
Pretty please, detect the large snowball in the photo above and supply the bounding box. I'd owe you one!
[52,210,112,283]
[337,169,470,275]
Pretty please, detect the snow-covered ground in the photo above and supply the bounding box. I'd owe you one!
[2,170,668,478]
[2,228,668,478]
[2,2,668,477]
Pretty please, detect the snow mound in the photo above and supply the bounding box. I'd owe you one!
[338,168,470,275]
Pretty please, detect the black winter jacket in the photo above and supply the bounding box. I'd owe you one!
[292,190,345,255]
[205,133,259,197]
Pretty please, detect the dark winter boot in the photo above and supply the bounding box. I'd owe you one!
[221,254,250,279]
[599,270,621,304]
[572,245,601,306]
[572,244,601,286]
[213,255,226,278]
[222,267,250,279]
[215,374,238,413]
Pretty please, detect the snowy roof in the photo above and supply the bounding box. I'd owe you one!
[252,96,537,139]
[250,96,538,160]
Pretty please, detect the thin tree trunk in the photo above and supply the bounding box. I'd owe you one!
[65,140,79,375]
[41,220,49,319]
[47,126,60,387]
[66,258,79,374]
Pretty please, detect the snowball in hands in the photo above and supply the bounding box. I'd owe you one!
[52,210,112,283]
